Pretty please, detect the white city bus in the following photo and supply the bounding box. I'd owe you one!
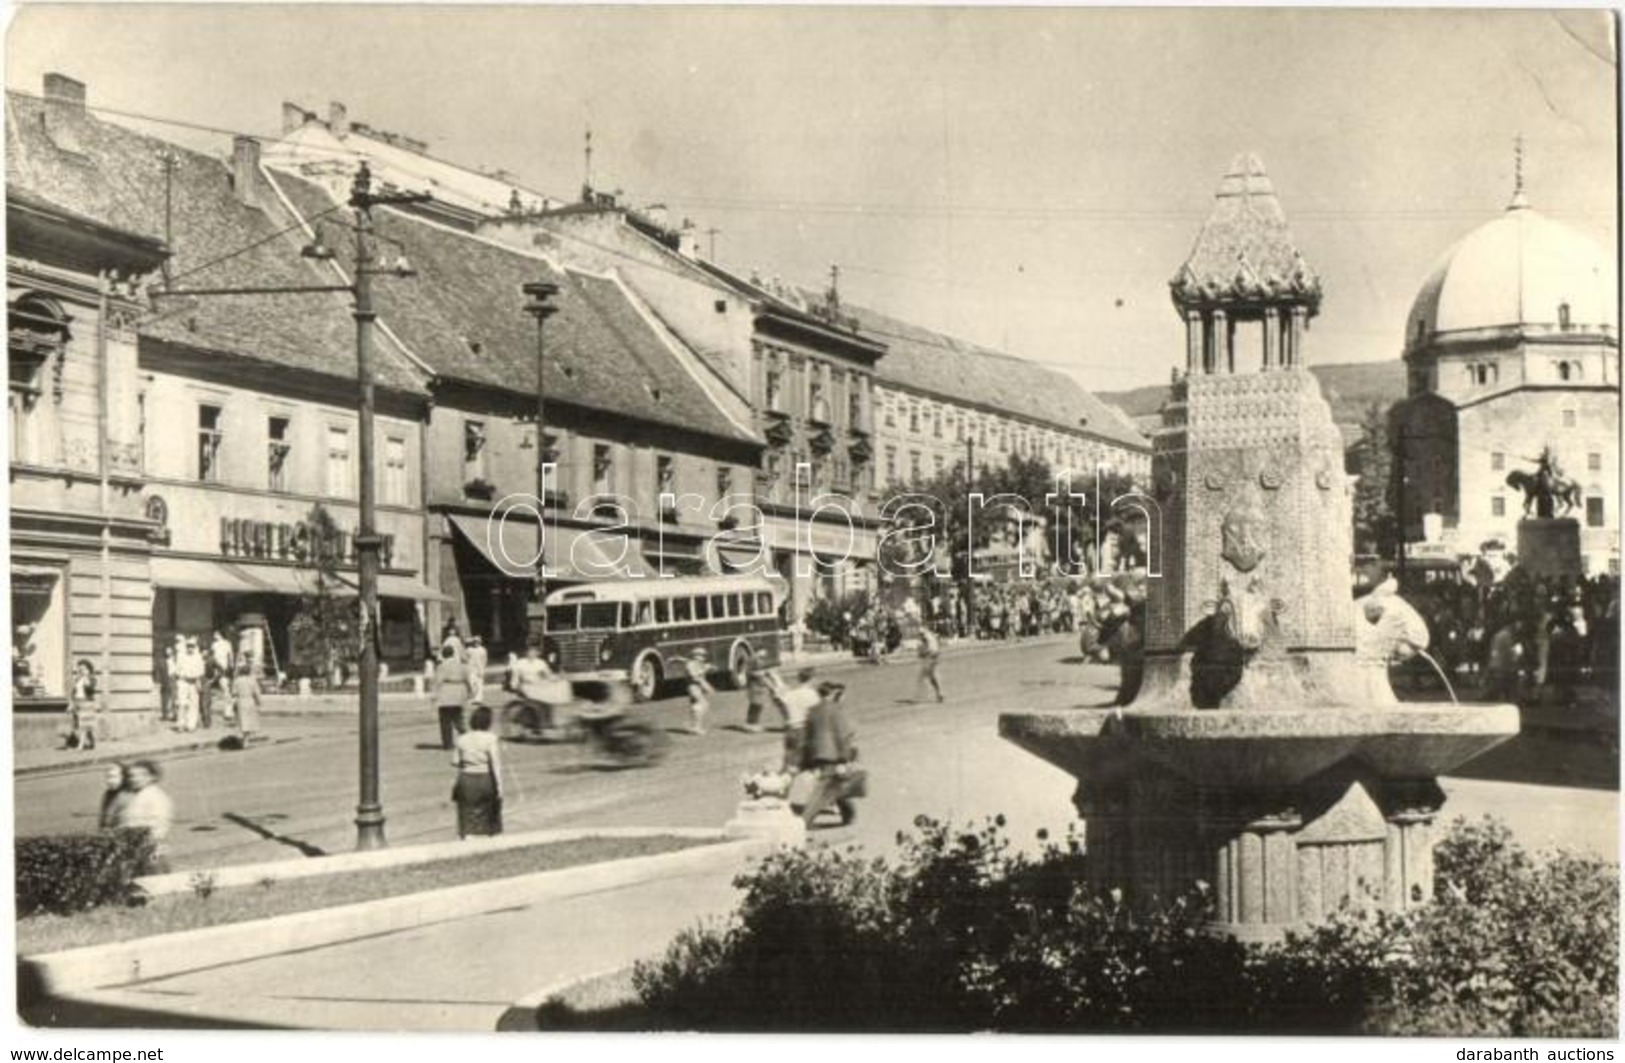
[530,575,785,701]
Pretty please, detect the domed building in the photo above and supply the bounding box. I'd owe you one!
[1391,171,1618,574]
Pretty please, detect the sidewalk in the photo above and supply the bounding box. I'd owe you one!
[11,714,367,778]
[26,834,765,1031]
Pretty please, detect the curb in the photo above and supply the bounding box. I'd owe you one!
[497,963,638,1032]
[23,834,774,996]
[13,733,297,779]
[134,825,726,896]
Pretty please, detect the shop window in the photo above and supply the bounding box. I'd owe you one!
[1587,497,1605,528]
[11,564,65,699]
[198,404,223,482]
[267,416,292,492]
[326,426,351,497]
[384,435,409,505]
[463,420,487,483]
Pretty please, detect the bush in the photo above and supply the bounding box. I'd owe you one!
[632,815,1617,1034]
[16,829,157,918]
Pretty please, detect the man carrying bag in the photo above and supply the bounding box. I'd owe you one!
[789,681,865,827]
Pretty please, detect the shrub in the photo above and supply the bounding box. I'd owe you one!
[631,815,1617,1035]
[16,829,157,918]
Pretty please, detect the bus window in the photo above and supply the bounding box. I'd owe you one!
[621,602,636,628]
[635,601,654,627]
[580,603,619,630]
[727,594,741,618]
[757,592,773,614]
[673,597,692,622]
[710,594,726,618]
[743,594,756,617]
[655,598,671,624]
[546,604,579,631]
[695,596,710,621]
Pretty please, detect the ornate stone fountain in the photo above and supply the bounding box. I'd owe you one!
[1000,155,1518,942]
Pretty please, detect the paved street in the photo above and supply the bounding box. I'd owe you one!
[16,635,1618,1030]
[17,636,1618,871]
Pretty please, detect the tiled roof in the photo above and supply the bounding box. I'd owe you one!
[1169,153,1320,312]
[268,170,759,447]
[5,91,427,395]
[833,298,1149,451]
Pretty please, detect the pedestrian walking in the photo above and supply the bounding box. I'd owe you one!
[743,646,771,732]
[440,621,466,663]
[66,658,98,750]
[115,759,175,872]
[915,627,944,703]
[433,644,472,751]
[790,680,863,827]
[209,630,235,727]
[98,763,129,830]
[465,636,489,705]
[451,705,503,838]
[231,664,262,742]
[174,637,205,732]
[769,667,820,772]
[684,648,714,735]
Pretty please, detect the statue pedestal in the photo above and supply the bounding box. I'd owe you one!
[1517,518,1583,578]
[1000,706,1517,941]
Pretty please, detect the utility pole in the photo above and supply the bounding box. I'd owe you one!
[153,161,428,852]
[523,281,561,619]
[349,166,385,851]
[963,433,976,634]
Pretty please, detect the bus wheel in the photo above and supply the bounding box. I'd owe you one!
[727,643,752,689]
[631,654,662,703]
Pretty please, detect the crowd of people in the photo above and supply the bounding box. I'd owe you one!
[154,630,262,742]
[1398,570,1619,708]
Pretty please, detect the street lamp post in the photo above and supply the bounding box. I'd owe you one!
[522,281,560,617]
[153,162,428,851]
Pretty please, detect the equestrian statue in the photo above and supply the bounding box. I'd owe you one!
[1505,446,1583,519]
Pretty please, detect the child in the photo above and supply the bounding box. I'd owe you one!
[684,648,714,735]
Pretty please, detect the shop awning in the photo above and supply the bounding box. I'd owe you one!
[150,557,268,594]
[448,514,627,581]
[376,575,452,602]
[237,565,321,597]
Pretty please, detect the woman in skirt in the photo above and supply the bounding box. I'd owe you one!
[451,704,504,838]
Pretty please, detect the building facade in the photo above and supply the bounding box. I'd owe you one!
[1391,178,1619,572]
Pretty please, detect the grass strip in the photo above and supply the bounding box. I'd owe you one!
[18,834,715,955]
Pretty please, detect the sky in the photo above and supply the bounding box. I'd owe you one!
[5,6,1617,392]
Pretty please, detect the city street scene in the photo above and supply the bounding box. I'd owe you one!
[5,5,1619,1046]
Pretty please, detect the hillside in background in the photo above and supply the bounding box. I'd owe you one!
[1099,360,1407,440]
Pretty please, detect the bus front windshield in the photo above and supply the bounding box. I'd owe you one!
[548,602,619,631]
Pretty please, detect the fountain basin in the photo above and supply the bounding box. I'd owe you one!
[1000,704,1519,790]
[998,704,1519,941]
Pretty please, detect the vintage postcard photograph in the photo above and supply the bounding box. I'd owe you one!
[3,4,1618,1046]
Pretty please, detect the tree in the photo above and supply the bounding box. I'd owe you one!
[1351,402,1398,557]
[287,503,361,686]
[882,453,1143,578]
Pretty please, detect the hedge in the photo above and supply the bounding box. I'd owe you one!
[16,829,158,918]
[632,816,1617,1035]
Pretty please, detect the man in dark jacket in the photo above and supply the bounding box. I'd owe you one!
[792,681,862,826]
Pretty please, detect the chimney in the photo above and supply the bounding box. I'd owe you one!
[281,101,311,134]
[328,101,349,137]
[231,135,264,209]
[41,73,87,154]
